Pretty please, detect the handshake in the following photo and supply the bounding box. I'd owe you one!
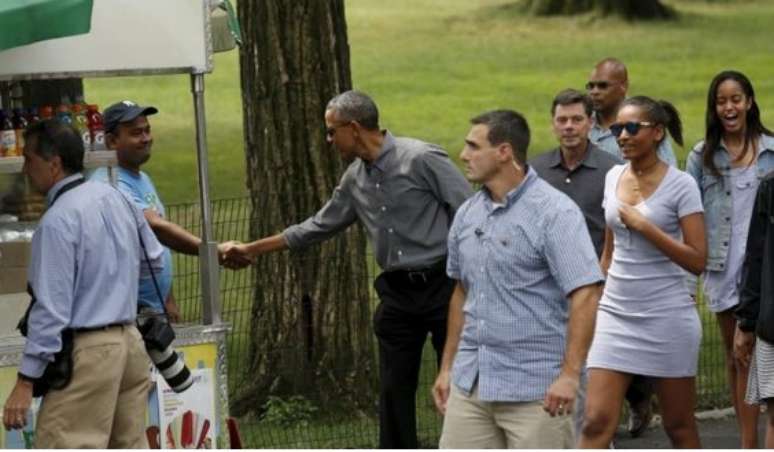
[216,241,255,270]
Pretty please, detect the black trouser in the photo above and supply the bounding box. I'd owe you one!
[373,266,455,449]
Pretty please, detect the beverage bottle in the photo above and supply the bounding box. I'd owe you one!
[26,107,40,126]
[86,105,106,151]
[39,105,54,120]
[71,103,90,149]
[11,108,28,156]
[0,110,18,157]
[56,103,73,125]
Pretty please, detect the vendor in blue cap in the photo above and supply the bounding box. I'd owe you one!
[90,100,252,317]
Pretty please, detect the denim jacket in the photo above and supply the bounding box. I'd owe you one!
[685,134,774,271]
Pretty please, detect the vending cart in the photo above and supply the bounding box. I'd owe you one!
[0,0,237,448]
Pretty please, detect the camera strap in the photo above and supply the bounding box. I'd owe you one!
[137,226,168,315]
[115,190,168,316]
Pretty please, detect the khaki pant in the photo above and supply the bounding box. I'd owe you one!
[34,324,151,448]
[439,385,574,449]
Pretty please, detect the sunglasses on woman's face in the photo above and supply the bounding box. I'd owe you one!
[609,121,655,138]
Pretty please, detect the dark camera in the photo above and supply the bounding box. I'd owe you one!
[136,309,193,393]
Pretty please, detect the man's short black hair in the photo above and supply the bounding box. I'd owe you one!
[551,89,593,117]
[470,110,530,164]
[23,119,84,174]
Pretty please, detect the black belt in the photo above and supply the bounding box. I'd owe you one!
[386,259,447,286]
[73,321,132,333]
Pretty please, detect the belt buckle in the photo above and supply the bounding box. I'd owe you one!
[407,271,427,285]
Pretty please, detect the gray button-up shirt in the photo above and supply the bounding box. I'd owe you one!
[284,131,472,271]
[447,168,603,402]
[529,142,623,257]
[589,112,677,167]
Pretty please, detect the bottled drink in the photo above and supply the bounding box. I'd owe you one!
[72,103,90,149]
[86,105,106,152]
[26,107,40,126]
[39,105,54,120]
[0,110,18,157]
[11,108,28,156]
[56,103,73,125]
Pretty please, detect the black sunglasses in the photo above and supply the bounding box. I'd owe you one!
[586,81,611,90]
[609,121,655,138]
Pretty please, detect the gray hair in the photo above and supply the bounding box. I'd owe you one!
[326,90,380,130]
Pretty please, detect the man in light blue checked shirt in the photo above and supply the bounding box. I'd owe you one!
[432,110,604,448]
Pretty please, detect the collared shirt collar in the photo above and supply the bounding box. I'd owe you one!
[716,134,774,167]
[482,165,537,210]
[548,141,599,170]
[46,173,85,207]
[365,130,396,173]
[591,112,610,134]
[758,134,774,155]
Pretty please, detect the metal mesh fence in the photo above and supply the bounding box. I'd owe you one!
[165,179,730,448]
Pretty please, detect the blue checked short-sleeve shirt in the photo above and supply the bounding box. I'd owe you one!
[446,167,604,402]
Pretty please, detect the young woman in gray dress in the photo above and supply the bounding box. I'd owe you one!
[579,96,707,448]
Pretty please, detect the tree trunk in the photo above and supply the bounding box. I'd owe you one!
[524,0,674,19]
[235,0,376,417]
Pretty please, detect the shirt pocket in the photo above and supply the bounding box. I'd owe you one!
[490,224,543,269]
[701,173,722,191]
[735,172,757,191]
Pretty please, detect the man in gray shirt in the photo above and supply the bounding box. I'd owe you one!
[530,89,622,442]
[231,90,472,448]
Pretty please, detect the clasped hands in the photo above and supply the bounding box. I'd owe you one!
[217,241,254,270]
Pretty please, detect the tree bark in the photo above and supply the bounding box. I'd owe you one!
[524,0,674,19]
[235,0,376,417]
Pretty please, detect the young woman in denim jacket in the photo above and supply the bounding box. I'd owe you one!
[685,70,774,448]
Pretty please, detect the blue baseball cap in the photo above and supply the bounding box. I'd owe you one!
[103,100,158,133]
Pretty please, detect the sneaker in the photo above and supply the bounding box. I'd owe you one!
[627,400,653,438]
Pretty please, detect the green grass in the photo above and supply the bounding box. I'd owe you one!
[86,0,768,445]
[85,0,774,204]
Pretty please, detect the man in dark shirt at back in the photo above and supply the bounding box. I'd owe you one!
[530,89,622,442]
[530,89,622,256]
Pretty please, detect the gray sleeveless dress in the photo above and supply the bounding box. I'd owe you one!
[587,165,704,377]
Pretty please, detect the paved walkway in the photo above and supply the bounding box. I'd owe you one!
[615,409,769,449]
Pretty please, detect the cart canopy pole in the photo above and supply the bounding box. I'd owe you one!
[191,72,221,325]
